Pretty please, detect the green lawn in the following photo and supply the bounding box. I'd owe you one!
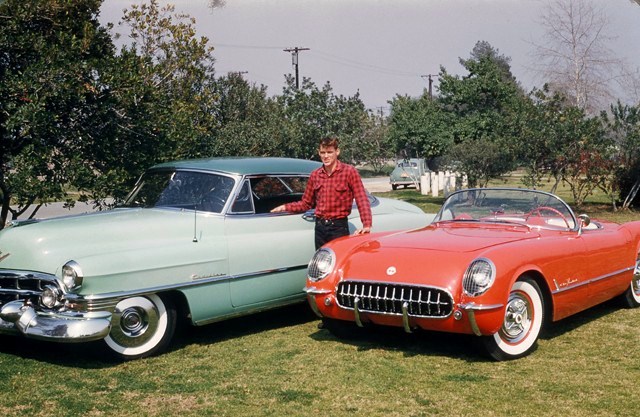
[1,187,639,417]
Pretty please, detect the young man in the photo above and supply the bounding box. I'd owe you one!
[271,137,372,249]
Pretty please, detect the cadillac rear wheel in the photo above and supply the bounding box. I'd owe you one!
[481,278,544,361]
[104,294,176,360]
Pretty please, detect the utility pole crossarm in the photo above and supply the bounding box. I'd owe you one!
[283,47,310,89]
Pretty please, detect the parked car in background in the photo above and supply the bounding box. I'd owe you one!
[305,188,640,360]
[389,158,429,190]
[0,157,432,360]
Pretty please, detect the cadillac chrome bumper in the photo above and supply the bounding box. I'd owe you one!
[0,300,112,342]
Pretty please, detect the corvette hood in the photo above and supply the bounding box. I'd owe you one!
[335,222,540,289]
[373,222,539,253]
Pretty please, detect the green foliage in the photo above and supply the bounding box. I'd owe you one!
[0,0,115,226]
[277,75,369,161]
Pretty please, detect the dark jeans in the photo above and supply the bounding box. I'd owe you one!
[315,217,349,250]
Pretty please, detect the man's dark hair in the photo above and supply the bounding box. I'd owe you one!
[319,137,339,149]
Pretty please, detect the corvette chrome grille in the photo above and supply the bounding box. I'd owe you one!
[336,280,453,318]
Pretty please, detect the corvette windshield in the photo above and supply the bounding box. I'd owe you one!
[434,188,577,230]
[123,170,235,213]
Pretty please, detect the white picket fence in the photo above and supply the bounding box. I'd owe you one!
[420,171,468,197]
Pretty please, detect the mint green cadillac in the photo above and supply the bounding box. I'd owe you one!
[0,157,431,359]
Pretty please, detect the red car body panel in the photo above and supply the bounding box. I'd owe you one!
[307,207,640,338]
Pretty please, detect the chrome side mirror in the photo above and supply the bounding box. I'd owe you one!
[578,214,590,235]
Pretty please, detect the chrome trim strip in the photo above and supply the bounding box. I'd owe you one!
[551,266,635,295]
[64,264,309,304]
[303,286,332,295]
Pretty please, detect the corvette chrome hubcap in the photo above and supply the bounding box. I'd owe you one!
[502,297,530,341]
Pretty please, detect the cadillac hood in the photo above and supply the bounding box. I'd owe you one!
[0,209,226,290]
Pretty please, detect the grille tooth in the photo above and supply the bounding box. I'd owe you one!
[336,281,453,318]
[0,271,62,307]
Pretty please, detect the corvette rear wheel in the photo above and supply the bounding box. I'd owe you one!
[481,278,544,361]
[621,258,640,308]
[104,294,176,360]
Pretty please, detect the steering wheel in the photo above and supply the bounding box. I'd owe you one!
[200,192,227,213]
[525,206,570,228]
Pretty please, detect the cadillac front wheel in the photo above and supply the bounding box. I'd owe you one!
[104,294,176,360]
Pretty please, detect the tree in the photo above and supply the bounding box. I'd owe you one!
[387,93,454,162]
[211,72,295,157]
[437,42,525,186]
[79,0,221,206]
[531,0,622,113]
[604,102,640,209]
[277,76,369,161]
[0,0,115,229]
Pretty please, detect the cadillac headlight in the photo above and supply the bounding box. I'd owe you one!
[308,248,335,282]
[463,258,495,297]
[62,260,84,291]
[41,285,62,308]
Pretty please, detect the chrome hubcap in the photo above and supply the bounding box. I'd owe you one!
[502,296,530,342]
[109,297,160,348]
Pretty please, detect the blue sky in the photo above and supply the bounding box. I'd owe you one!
[100,0,640,112]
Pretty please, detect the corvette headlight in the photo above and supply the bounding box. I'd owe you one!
[62,260,84,291]
[463,258,495,297]
[308,248,335,282]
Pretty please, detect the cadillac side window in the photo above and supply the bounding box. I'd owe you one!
[123,170,234,214]
[249,176,308,214]
[230,180,255,214]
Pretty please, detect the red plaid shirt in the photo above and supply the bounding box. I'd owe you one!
[285,161,372,228]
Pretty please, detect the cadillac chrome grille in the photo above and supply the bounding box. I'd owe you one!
[0,271,61,306]
[336,280,453,318]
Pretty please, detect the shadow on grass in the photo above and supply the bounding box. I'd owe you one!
[176,302,317,348]
[540,297,623,340]
[310,323,487,362]
[0,303,318,367]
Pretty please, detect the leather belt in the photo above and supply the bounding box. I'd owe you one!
[316,217,347,226]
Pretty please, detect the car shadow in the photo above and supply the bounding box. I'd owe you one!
[310,325,487,362]
[175,302,318,348]
[540,297,622,340]
[0,303,318,368]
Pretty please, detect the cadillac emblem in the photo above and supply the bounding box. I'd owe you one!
[386,266,396,276]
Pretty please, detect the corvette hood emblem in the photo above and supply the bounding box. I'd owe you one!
[0,251,10,263]
[386,266,397,276]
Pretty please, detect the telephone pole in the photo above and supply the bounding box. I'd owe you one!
[421,74,436,99]
[283,47,310,89]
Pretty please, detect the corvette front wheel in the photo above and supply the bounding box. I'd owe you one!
[481,278,544,361]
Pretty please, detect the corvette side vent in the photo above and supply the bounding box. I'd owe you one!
[336,280,453,318]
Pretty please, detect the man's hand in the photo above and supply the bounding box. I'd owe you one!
[353,227,371,235]
[271,205,286,213]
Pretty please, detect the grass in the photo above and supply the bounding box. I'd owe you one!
[1,184,640,417]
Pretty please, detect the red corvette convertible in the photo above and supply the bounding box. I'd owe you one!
[304,188,640,360]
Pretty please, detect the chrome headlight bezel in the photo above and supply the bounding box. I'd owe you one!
[40,285,62,308]
[61,260,84,291]
[307,248,336,282]
[462,258,496,297]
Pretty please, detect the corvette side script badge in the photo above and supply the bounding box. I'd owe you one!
[386,266,396,276]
